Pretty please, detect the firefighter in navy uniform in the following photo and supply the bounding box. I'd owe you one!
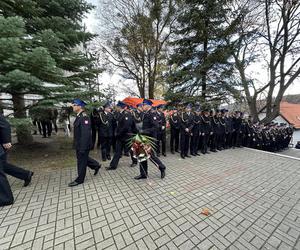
[68,99,101,187]
[0,114,34,206]
[135,99,166,180]
[200,109,212,154]
[90,106,101,150]
[190,107,201,156]
[179,104,194,159]
[156,104,167,157]
[169,107,180,154]
[107,101,137,170]
[98,102,114,161]
[218,109,227,150]
[210,110,219,152]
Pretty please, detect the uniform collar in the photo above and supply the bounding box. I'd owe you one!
[77,111,84,117]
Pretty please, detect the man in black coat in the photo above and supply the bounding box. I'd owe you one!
[68,99,101,187]
[107,101,137,170]
[169,108,180,154]
[190,107,201,156]
[0,114,34,206]
[156,105,167,157]
[90,107,101,150]
[200,109,212,154]
[98,102,114,161]
[134,99,166,180]
[179,104,194,159]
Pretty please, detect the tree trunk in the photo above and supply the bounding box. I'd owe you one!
[201,24,208,100]
[12,93,33,145]
[149,77,154,99]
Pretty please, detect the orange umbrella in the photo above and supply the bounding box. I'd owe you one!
[122,97,167,108]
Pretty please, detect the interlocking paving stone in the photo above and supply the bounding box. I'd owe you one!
[1,148,300,249]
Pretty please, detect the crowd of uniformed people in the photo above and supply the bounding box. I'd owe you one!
[90,101,294,159]
[0,98,294,206]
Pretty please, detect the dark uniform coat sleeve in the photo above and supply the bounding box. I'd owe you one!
[0,114,14,206]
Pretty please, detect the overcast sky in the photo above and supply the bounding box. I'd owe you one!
[83,0,300,100]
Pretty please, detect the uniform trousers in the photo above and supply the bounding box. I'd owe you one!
[75,150,100,184]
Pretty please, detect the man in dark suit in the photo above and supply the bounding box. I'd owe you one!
[98,102,114,161]
[68,99,101,187]
[156,105,167,157]
[179,104,194,159]
[134,99,166,180]
[0,114,34,206]
[169,107,180,154]
[107,101,137,170]
[190,107,201,156]
[90,106,101,150]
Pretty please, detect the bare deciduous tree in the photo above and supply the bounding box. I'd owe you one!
[96,0,177,98]
[231,0,300,122]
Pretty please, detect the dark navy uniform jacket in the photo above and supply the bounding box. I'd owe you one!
[201,115,212,134]
[180,112,194,132]
[0,115,11,156]
[115,110,137,138]
[73,112,92,152]
[141,110,159,138]
[98,111,114,137]
[169,113,180,130]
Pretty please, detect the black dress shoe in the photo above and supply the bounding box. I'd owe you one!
[134,175,147,180]
[130,163,137,167]
[210,149,217,152]
[181,154,185,159]
[107,155,111,160]
[196,153,201,156]
[175,150,180,153]
[68,181,81,187]
[185,155,191,158]
[106,167,117,171]
[161,170,166,179]
[171,150,175,154]
[191,153,196,156]
[162,153,166,157]
[24,172,34,187]
[94,165,101,176]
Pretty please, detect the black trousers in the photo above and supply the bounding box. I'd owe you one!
[180,131,190,156]
[201,134,209,153]
[91,126,100,149]
[170,128,180,152]
[190,133,200,154]
[52,119,58,133]
[139,152,166,177]
[0,154,14,206]
[235,131,243,147]
[109,136,130,169]
[2,153,30,180]
[41,120,52,137]
[218,132,225,149]
[99,136,112,160]
[157,131,166,154]
[225,133,232,148]
[75,150,100,184]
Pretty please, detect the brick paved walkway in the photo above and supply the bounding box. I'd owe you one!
[1,148,300,250]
